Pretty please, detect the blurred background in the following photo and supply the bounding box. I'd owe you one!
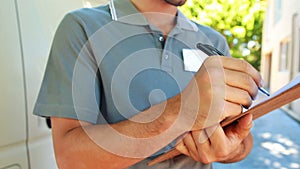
[0,0,299,168]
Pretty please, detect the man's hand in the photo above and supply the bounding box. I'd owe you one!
[168,56,262,131]
[175,113,254,164]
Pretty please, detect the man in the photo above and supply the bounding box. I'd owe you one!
[34,0,261,168]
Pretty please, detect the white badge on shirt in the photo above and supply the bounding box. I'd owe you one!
[182,49,209,72]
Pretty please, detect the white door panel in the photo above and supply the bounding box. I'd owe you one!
[16,0,103,168]
[0,0,28,168]
[16,0,85,168]
[27,135,57,169]
[17,0,87,138]
[17,0,104,140]
[0,144,28,169]
[0,0,26,149]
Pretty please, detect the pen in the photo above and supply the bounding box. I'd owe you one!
[196,43,270,97]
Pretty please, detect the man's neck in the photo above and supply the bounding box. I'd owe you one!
[130,0,178,14]
[130,0,178,36]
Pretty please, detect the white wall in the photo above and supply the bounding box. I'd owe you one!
[261,0,300,120]
[262,0,300,92]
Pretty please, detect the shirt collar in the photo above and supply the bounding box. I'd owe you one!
[176,10,199,32]
[109,0,198,32]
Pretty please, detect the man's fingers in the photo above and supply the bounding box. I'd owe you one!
[235,113,253,130]
[220,133,254,163]
[224,85,253,108]
[227,113,253,141]
[224,69,259,100]
[222,101,242,120]
[205,114,252,158]
[175,141,190,156]
[206,125,225,146]
[182,133,200,160]
[220,57,263,87]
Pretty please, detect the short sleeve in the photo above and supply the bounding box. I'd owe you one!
[195,23,230,57]
[33,12,101,124]
[205,27,231,56]
[217,35,231,56]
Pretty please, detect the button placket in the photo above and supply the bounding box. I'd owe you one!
[152,32,172,72]
[158,34,165,49]
[161,49,173,72]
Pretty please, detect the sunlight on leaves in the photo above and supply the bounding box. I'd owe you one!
[180,0,267,70]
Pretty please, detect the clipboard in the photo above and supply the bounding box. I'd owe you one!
[148,76,300,166]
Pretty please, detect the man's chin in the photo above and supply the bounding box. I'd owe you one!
[164,0,186,6]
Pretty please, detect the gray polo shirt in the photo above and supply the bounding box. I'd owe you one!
[34,0,230,168]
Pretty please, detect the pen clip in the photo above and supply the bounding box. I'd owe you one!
[196,43,224,56]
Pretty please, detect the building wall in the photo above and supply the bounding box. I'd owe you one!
[261,0,300,120]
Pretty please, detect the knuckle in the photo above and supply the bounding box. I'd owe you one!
[232,104,242,116]
[241,60,251,72]
[241,95,252,108]
[205,56,223,68]
[241,74,257,100]
[240,60,261,84]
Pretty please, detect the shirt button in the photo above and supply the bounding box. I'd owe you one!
[159,36,164,42]
[165,55,169,60]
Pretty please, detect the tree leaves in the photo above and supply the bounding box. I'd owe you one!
[181,0,267,70]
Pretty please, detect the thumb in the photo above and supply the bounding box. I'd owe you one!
[227,113,253,141]
[237,113,253,130]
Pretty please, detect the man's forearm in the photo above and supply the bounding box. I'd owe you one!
[51,96,184,169]
[52,121,143,169]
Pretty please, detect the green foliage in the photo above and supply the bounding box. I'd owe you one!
[180,0,267,70]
